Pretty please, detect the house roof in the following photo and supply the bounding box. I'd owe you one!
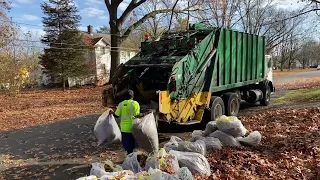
[82,31,111,46]
[81,31,139,52]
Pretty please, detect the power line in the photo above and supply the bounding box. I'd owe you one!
[1,37,140,51]
[0,19,43,27]
[6,43,140,53]
[0,19,152,38]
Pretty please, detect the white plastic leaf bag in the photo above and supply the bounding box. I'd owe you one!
[163,136,181,153]
[135,171,150,179]
[151,172,179,180]
[190,130,206,142]
[103,159,123,172]
[209,130,241,147]
[203,121,218,136]
[90,162,108,178]
[122,152,147,173]
[165,139,206,156]
[191,130,205,138]
[176,167,193,180]
[190,135,206,142]
[170,136,183,142]
[204,137,223,150]
[169,150,211,176]
[148,168,179,180]
[100,171,135,180]
[76,175,97,180]
[236,131,262,146]
[94,110,121,146]
[180,140,206,156]
[132,112,159,153]
[90,163,132,178]
[145,148,180,174]
[216,116,247,137]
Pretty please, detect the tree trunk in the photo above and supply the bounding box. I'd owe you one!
[110,35,120,79]
[302,59,306,69]
[109,6,121,81]
[280,59,285,71]
[63,77,66,91]
[288,59,292,70]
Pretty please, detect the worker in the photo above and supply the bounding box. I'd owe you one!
[110,89,142,154]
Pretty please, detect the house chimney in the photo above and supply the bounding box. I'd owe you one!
[87,25,93,35]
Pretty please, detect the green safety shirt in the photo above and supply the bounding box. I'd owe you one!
[115,99,140,133]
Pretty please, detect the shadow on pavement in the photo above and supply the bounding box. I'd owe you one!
[0,114,123,180]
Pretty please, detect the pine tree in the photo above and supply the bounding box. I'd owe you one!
[40,0,91,89]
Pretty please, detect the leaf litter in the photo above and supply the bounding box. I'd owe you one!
[0,86,107,131]
[195,107,320,180]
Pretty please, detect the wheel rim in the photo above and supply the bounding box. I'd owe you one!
[230,99,238,115]
[214,104,223,119]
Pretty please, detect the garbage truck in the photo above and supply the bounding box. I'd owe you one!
[102,23,274,126]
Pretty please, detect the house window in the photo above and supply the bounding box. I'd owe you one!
[127,52,130,58]
[102,47,107,54]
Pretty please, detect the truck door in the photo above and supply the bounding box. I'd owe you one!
[265,55,273,82]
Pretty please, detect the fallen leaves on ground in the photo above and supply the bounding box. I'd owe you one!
[195,108,320,180]
[0,86,107,131]
[274,77,320,90]
[273,69,315,77]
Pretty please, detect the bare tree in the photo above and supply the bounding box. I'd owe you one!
[104,0,202,78]
[139,0,168,39]
[197,0,239,28]
[0,0,15,48]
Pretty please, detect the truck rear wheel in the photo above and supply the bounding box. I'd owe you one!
[210,96,225,121]
[222,93,240,116]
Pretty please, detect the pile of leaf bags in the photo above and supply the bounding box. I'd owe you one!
[77,148,203,180]
[121,148,210,177]
[190,115,262,148]
[88,112,261,180]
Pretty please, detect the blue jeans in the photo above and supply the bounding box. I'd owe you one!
[121,132,136,154]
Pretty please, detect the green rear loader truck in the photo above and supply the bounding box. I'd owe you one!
[102,23,275,128]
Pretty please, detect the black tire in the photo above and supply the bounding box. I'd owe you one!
[222,93,240,116]
[200,96,225,129]
[210,96,225,121]
[260,85,271,106]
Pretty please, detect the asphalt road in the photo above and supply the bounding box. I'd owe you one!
[0,71,319,179]
[273,70,320,83]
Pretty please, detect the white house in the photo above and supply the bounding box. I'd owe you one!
[68,25,138,87]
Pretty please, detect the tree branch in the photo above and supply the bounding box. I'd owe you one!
[104,0,110,11]
[117,0,124,6]
[121,7,199,42]
[118,0,147,27]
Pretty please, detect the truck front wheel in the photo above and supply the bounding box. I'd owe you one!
[260,85,271,106]
[210,96,225,121]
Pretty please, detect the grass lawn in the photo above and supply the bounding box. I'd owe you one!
[275,88,320,103]
[273,68,315,77]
